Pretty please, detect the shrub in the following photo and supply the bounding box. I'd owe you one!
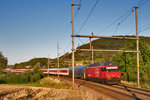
[0,68,45,84]
[18,73,29,83]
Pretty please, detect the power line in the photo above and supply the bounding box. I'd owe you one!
[60,1,83,56]
[77,0,100,34]
[70,1,84,46]
[71,0,149,50]
[139,24,150,35]
[74,28,85,44]
[97,0,148,36]
[126,23,150,35]
[98,8,134,35]
[141,24,150,29]
[71,0,82,23]
[74,0,100,47]
[74,0,82,18]
[113,8,134,35]
[139,26,150,33]
[74,6,81,18]
[138,0,149,7]
[78,0,148,46]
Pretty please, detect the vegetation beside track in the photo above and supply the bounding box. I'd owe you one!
[38,77,70,89]
[0,64,44,84]
[0,63,70,88]
[9,77,71,89]
[112,37,150,89]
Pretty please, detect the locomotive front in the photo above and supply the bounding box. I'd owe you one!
[86,62,121,84]
[102,65,121,84]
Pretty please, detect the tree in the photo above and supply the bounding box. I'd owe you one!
[112,37,150,82]
[0,52,8,69]
[30,63,45,82]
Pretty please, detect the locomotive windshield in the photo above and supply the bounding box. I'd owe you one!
[102,67,120,72]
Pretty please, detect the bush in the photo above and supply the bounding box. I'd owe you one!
[18,72,30,83]
[0,69,45,84]
[6,73,19,83]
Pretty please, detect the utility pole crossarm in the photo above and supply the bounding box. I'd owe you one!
[72,4,81,6]
[76,49,138,53]
[72,35,138,40]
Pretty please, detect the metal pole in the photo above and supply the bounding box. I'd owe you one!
[72,4,75,87]
[48,55,49,76]
[90,38,91,49]
[57,42,59,78]
[92,46,94,63]
[135,7,140,88]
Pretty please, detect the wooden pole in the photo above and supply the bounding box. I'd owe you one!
[48,55,49,76]
[57,42,59,78]
[135,7,140,88]
[72,4,75,87]
[92,46,94,63]
[71,4,81,87]
[90,38,91,49]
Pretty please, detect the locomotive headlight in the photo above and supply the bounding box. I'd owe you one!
[117,76,120,78]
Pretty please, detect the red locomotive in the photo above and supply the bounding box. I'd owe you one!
[86,62,121,84]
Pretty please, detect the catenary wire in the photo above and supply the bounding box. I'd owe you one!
[113,8,134,35]
[77,0,100,34]
[97,0,148,36]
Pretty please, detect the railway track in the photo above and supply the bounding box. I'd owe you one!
[58,76,150,100]
[112,85,150,97]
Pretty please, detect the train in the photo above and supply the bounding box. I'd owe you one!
[5,62,121,84]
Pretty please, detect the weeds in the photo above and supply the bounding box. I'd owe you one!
[39,77,70,89]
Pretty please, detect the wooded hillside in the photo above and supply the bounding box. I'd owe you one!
[12,36,150,69]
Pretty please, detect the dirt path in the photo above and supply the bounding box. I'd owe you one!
[0,84,85,100]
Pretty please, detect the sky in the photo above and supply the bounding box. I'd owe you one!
[0,0,150,65]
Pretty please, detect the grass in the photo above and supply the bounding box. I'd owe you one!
[121,80,150,89]
[141,82,150,89]
[6,77,71,89]
[121,80,137,87]
[39,77,70,89]
[10,83,42,87]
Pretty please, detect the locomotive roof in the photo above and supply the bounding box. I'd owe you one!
[88,62,116,67]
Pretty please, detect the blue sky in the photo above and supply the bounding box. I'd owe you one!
[0,0,150,65]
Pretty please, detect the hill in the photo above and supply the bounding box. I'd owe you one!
[12,36,150,69]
